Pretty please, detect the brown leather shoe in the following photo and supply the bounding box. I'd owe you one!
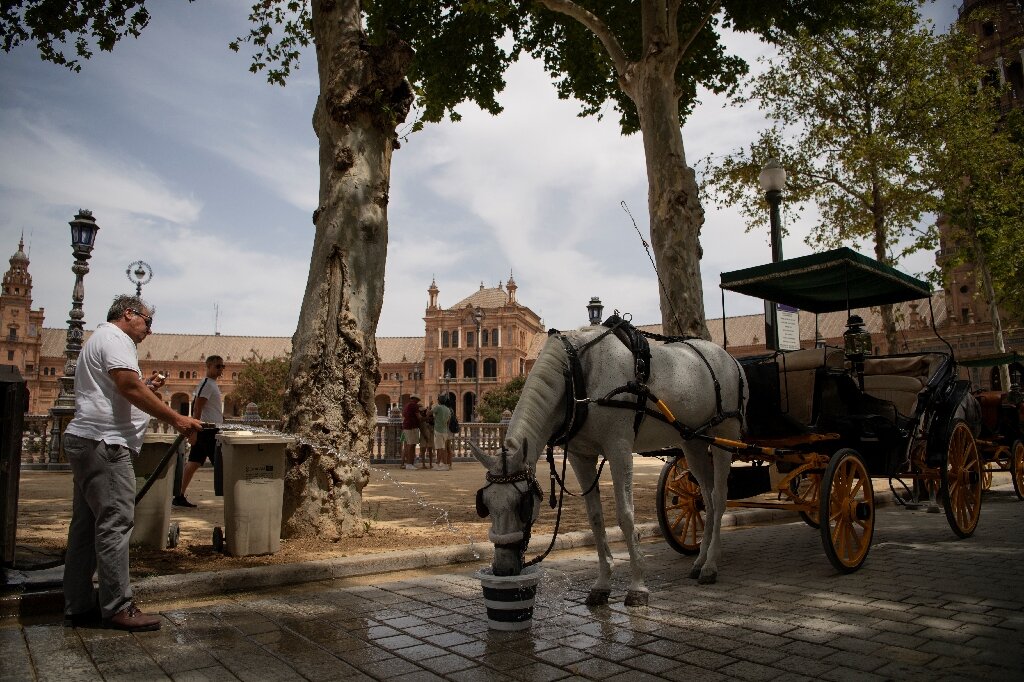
[104,602,161,632]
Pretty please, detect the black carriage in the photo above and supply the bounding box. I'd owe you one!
[960,351,1024,499]
[657,248,983,573]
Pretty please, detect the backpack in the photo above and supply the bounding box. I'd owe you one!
[449,412,460,434]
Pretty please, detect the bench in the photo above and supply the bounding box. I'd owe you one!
[860,355,943,418]
[775,347,845,426]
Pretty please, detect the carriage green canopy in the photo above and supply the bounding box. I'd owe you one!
[956,351,1024,368]
[719,247,932,313]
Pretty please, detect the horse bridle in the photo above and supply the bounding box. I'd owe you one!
[475,445,543,563]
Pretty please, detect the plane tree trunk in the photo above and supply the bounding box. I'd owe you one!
[281,0,413,539]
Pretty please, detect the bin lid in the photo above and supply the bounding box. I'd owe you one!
[143,432,182,444]
[217,430,295,445]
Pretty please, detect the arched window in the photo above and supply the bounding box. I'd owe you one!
[483,358,497,378]
[443,359,457,379]
[464,358,477,378]
[179,371,185,379]
[481,329,489,347]
[442,330,450,348]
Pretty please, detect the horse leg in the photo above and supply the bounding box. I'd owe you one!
[689,422,741,584]
[684,441,715,580]
[606,449,648,606]
[568,453,613,606]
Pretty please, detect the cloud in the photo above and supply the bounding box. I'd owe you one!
[0,113,202,225]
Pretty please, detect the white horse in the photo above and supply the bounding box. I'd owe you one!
[471,323,747,606]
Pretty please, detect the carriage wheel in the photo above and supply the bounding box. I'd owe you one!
[939,419,982,538]
[982,462,994,491]
[789,471,821,528]
[1011,440,1024,501]
[819,449,874,573]
[657,455,704,555]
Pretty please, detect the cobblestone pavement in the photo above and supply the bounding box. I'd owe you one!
[3,488,1023,681]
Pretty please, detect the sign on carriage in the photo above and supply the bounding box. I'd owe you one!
[776,304,800,351]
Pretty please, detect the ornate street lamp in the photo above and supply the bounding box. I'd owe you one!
[472,305,483,421]
[444,370,452,407]
[49,210,100,465]
[126,260,153,296]
[758,158,786,350]
[397,374,404,411]
[587,296,604,325]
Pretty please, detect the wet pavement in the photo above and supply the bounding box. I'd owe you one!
[2,487,1023,681]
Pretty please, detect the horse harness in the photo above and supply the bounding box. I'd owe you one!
[549,314,746,448]
[475,445,544,568]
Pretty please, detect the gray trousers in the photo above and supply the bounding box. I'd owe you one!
[63,433,136,618]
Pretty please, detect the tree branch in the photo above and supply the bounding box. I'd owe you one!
[533,0,630,75]
[675,0,721,64]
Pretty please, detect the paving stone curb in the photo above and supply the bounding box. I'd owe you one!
[4,489,903,618]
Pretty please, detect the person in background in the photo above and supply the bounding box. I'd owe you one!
[419,399,435,468]
[63,295,202,632]
[174,355,224,507]
[401,394,421,470]
[431,395,452,471]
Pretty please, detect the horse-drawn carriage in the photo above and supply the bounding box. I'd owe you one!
[657,248,983,573]
[959,351,1024,499]
[472,248,982,606]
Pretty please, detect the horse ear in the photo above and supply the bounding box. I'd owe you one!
[469,441,499,471]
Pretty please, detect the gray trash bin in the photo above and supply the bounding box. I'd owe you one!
[215,430,294,557]
[132,433,184,549]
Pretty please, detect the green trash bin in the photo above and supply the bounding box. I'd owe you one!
[215,430,294,557]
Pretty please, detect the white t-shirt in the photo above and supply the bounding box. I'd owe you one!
[66,322,151,452]
[193,377,223,424]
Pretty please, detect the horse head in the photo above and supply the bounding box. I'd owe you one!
[469,439,541,576]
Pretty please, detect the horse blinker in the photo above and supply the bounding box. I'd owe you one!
[476,488,489,518]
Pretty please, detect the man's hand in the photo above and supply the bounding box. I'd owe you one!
[144,371,165,394]
[111,369,203,438]
[173,414,204,442]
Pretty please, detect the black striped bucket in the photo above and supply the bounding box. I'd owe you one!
[477,566,543,631]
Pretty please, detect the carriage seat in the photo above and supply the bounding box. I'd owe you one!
[862,375,924,417]
[859,355,941,418]
[775,347,845,425]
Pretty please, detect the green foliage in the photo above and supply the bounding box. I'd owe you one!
[701,0,981,265]
[0,0,159,71]
[231,351,291,421]
[478,375,525,423]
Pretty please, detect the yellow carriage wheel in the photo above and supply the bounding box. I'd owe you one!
[657,455,704,555]
[1012,440,1024,501]
[940,419,982,538]
[819,449,874,573]
[789,471,822,529]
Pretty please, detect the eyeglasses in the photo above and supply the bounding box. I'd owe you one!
[128,308,152,329]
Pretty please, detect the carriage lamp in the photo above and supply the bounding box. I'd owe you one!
[844,315,872,389]
[587,297,604,325]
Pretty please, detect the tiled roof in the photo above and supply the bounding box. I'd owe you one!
[637,292,947,346]
[448,286,510,311]
[377,337,425,364]
[42,328,291,362]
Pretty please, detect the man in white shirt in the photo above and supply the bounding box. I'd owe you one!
[63,295,202,632]
[174,355,225,507]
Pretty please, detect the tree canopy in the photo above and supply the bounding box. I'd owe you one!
[478,375,525,423]
[231,351,291,421]
[701,0,988,350]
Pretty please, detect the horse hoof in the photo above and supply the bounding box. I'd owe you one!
[624,590,649,607]
[688,566,701,580]
[585,589,610,606]
[698,572,717,585]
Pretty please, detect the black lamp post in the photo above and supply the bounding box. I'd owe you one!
[49,210,100,465]
[444,370,452,407]
[587,296,604,325]
[758,158,786,350]
[472,305,483,421]
[397,374,404,411]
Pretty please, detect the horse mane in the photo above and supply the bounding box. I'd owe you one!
[505,333,570,468]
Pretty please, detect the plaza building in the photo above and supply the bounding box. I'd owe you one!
[3,233,1021,420]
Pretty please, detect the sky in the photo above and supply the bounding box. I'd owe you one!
[0,1,961,339]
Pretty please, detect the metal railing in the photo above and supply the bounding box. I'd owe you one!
[20,414,513,467]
